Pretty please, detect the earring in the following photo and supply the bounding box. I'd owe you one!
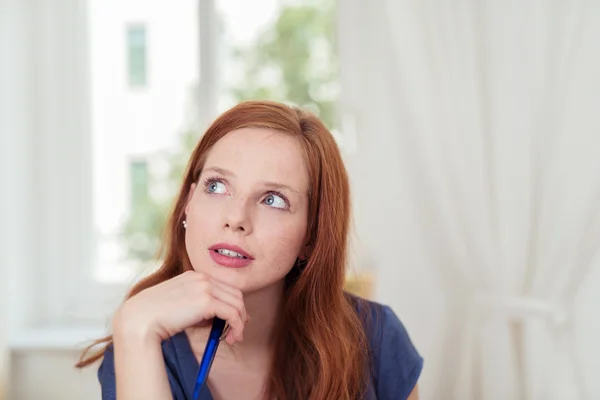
[182,220,188,229]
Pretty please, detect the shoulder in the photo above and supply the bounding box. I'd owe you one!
[97,335,190,400]
[347,294,424,400]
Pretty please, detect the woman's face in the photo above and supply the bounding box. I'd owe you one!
[184,127,310,294]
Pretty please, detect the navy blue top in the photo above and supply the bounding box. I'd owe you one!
[98,298,423,399]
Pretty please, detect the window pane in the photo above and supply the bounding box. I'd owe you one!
[129,159,149,206]
[126,25,147,87]
[90,0,199,283]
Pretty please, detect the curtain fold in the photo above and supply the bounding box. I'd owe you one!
[339,1,600,398]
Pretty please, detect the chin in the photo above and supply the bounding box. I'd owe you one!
[191,256,289,293]
[219,271,286,295]
[196,263,253,289]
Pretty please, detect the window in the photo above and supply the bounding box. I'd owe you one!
[126,25,148,87]
[91,1,201,286]
[129,159,149,207]
[90,0,342,290]
[8,0,345,326]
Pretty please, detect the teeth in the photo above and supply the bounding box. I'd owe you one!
[216,249,246,259]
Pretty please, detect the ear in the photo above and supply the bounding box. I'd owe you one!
[298,243,311,260]
[184,183,197,215]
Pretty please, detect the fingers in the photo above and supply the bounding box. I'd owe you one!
[205,297,246,344]
[207,289,246,343]
[207,279,248,323]
[187,271,247,344]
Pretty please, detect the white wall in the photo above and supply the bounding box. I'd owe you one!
[0,0,36,397]
[9,351,99,400]
[0,0,96,398]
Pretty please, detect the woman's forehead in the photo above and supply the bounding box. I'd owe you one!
[203,128,310,191]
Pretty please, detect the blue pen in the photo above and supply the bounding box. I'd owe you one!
[192,317,227,400]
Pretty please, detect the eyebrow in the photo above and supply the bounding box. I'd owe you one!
[203,166,233,177]
[202,166,302,197]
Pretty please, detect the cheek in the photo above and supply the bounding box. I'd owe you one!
[190,193,222,222]
[260,214,307,265]
[185,196,222,245]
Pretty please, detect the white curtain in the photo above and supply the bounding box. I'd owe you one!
[338,1,600,399]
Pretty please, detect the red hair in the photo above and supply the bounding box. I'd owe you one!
[76,100,370,399]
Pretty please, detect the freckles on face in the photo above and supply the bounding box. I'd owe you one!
[183,127,310,293]
[268,222,307,268]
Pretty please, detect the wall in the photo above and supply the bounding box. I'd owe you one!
[0,0,31,398]
[9,352,99,400]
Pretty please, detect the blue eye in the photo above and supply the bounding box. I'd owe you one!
[206,179,227,194]
[263,193,287,209]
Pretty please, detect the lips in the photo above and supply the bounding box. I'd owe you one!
[208,242,254,268]
[208,243,254,259]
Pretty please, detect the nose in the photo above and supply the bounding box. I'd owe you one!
[223,197,252,234]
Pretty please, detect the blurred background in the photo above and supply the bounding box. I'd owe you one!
[1,0,600,399]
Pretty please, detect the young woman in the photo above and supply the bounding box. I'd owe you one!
[77,101,423,399]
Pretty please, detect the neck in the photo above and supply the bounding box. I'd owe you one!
[188,280,285,362]
[237,281,285,348]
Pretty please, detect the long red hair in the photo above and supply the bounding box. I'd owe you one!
[76,100,370,399]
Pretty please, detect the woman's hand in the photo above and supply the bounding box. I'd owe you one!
[113,270,247,345]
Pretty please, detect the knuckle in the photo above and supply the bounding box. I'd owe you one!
[201,291,214,307]
[228,306,239,320]
[235,298,245,312]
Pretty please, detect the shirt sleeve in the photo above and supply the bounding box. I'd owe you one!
[97,346,117,399]
[97,344,187,400]
[375,305,423,400]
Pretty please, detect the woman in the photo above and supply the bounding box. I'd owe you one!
[77,101,423,399]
